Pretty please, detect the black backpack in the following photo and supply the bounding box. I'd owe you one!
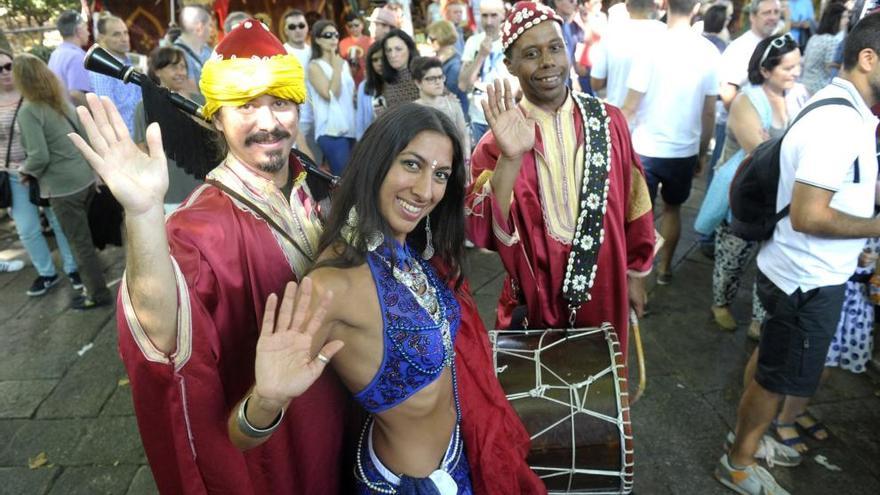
[728,97,858,241]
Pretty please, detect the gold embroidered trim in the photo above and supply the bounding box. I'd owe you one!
[627,162,652,222]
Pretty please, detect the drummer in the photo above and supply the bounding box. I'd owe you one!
[231,103,545,494]
[465,1,655,359]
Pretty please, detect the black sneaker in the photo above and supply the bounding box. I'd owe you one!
[27,275,60,296]
[68,272,84,291]
[71,294,111,311]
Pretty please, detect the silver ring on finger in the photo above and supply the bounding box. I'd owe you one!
[316,353,330,364]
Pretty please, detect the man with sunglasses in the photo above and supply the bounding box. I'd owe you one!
[282,10,320,165]
[718,13,880,495]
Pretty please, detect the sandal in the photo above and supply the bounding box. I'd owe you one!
[771,420,808,453]
[796,412,829,441]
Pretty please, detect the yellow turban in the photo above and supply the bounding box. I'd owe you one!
[197,19,307,120]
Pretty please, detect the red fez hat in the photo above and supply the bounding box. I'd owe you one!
[501,1,563,52]
[213,18,286,59]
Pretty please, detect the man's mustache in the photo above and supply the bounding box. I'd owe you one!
[245,128,291,146]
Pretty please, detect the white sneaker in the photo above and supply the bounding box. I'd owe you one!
[715,454,791,495]
[725,431,802,467]
[0,260,25,273]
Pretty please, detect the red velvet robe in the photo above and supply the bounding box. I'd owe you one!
[466,96,655,358]
[117,169,349,494]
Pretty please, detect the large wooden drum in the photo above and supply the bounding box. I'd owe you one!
[489,324,634,494]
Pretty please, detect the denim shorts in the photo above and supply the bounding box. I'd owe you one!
[639,155,698,206]
[755,271,846,397]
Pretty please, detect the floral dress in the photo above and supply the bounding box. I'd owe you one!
[826,237,880,373]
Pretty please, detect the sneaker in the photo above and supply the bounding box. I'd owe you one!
[0,260,25,273]
[656,271,672,285]
[715,454,790,495]
[725,431,802,467]
[712,306,738,331]
[71,294,111,311]
[27,275,60,296]
[68,272,84,291]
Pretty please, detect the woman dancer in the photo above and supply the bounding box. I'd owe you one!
[228,104,543,494]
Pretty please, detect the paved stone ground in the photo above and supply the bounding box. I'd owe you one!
[1,180,879,494]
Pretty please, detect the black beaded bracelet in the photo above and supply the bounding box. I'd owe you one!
[236,395,284,438]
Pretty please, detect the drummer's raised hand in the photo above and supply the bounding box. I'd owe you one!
[68,93,168,217]
[481,78,535,160]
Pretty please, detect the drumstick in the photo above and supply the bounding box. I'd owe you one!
[629,308,647,404]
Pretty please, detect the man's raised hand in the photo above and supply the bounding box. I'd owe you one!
[68,93,169,217]
[481,78,535,160]
[253,279,342,412]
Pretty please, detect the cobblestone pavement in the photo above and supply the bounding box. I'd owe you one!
[1,183,878,494]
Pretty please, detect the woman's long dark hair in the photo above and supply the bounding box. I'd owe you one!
[364,41,385,96]
[310,20,337,60]
[312,103,467,287]
[380,29,417,84]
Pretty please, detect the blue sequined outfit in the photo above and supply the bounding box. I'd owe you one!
[353,243,473,494]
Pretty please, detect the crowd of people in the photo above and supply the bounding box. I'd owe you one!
[1,1,879,494]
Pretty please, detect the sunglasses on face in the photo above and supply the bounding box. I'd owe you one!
[759,32,796,66]
[287,22,307,30]
[319,31,339,39]
[0,63,12,73]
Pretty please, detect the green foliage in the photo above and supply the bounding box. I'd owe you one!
[1,0,80,29]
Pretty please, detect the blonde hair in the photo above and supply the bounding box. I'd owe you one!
[12,53,68,116]
[427,20,458,47]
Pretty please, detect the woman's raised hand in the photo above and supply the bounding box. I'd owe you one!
[253,278,342,412]
[481,78,535,160]
[68,93,168,217]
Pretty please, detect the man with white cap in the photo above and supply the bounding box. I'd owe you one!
[70,20,346,494]
[466,1,655,360]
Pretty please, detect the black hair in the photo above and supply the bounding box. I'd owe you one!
[381,29,417,83]
[703,4,729,34]
[411,56,443,81]
[747,34,799,85]
[147,46,187,84]
[310,20,339,60]
[364,41,385,95]
[817,2,848,35]
[311,103,467,288]
[344,12,363,24]
[843,12,880,70]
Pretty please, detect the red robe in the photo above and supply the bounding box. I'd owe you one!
[466,96,654,358]
[448,277,547,494]
[116,165,349,494]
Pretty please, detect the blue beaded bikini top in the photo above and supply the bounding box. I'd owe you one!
[352,243,461,414]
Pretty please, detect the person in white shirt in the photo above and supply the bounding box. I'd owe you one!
[281,9,320,165]
[620,0,719,285]
[458,0,514,145]
[718,0,781,110]
[589,0,665,107]
[717,14,880,495]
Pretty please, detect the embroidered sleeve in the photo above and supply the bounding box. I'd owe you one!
[627,161,652,222]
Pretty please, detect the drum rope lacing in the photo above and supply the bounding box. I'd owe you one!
[491,324,635,494]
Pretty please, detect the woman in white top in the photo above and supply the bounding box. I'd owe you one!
[308,20,356,176]
[801,2,850,95]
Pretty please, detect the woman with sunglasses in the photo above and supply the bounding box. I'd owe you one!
[0,49,81,286]
[710,33,808,337]
[12,53,112,309]
[308,20,356,176]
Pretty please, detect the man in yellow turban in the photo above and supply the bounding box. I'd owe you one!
[69,19,348,494]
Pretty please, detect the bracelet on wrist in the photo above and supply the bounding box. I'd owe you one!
[236,395,284,439]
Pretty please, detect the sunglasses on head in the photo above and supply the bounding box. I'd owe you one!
[758,32,796,66]
[0,63,12,73]
[319,31,339,39]
[287,22,307,30]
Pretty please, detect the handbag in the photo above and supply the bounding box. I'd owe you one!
[1,98,23,208]
[693,148,745,236]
